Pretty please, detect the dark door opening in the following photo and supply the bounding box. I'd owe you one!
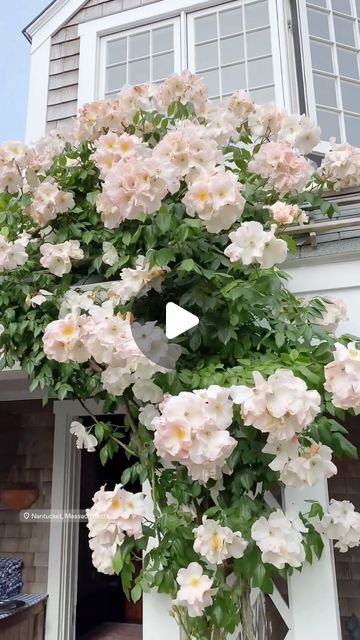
[76,415,142,639]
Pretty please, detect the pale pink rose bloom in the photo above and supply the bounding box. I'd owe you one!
[248,103,285,138]
[311,297,347,333]
[224,221,288,268]
[262,436,300,472]
[154,70,208,114]
[151,388,236,482]
[42,314,88,363]
[174,562,216,617]
[249,141,313,195]
[251,510,306,569]
[30,179,74,226]
[40,240,83,276]
[91,132,147,178]
[280,442,337,488]
[227,90,254,122]
[278,114,321,154]
[193,517,247,564]
[317,499,360,552]
[268,201,308,226]
[183,167,245,232]
[324,342,360,412]
[231,368,321,441]
[320,142,360,191]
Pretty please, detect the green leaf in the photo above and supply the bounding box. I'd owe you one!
[131,582,142,603]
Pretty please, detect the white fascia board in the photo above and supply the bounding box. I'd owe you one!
[29,0,84,51]
[25,37,51,144]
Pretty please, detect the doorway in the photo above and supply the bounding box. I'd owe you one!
[76,415,142,640]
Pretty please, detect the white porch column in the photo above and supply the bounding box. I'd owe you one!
[284,482,341,640]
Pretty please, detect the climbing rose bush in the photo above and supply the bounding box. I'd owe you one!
[1,70,360,639]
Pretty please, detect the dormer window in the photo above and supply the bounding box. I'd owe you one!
[100,19,181,98]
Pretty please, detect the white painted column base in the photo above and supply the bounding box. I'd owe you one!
[285,482,341,640]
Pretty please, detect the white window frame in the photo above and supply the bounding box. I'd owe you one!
[187,0,293,108]
[296,0,360,151]
[98,18,182,99]
[77,0,296,111]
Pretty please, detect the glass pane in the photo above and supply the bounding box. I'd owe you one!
[345,114,360,145]
[314,73,338,107]
[247,27,272,58]
[307,8,330,39]
[248,57,273,88]
[245,1,269,29]
[337,47,359,79]
[129,31,150,59]
[308,0,327,6]
[152,52,174,81]
[129,57,150,84]
[310,40,334,73]
[331,0,352,14]
[196,41,219,70]
[341,79,360,110]
[356,0,360,17]
[106,63,126,92]
[201,68,220,97]
[251,85,275,103]
[220,35,244,65]
[222,62,246,94]
[219,7,243,37]
[316,108,341,141]
[107,38,126,65]
[195,14,217,43]
[152,26,173,53]
[333,15,355,46]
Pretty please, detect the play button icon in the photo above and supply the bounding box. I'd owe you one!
[166,303,199,339]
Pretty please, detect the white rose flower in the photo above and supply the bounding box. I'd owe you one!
[132,380,163,403]
[102,242,118,266]
[70,421,98,452]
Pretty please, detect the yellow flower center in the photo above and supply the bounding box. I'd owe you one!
[111,497,121,510]
[190,577,200,587]
[174,425,186,441]
[210,533,223,552]
[62,325,75,337]
[196,190,208,202]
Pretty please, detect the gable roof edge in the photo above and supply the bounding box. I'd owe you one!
[23,0,85,44]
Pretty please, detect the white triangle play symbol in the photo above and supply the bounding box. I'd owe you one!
[165,302,199,339]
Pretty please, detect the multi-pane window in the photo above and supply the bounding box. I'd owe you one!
[100,20,180,98]
[305,0,360,146]
[187,0,276,103]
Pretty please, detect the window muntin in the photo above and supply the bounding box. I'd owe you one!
[100,19,181,98]
[188,0,276,103]
[306,0,360,146]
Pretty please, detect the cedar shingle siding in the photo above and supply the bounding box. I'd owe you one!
[46,0,158,130]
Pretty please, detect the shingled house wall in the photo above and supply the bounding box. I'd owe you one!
[47,0,160,130]
[0,401,54,594]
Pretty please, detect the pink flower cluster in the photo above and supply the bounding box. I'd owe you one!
[97,155,179,228]
[151,386,236,482]
[267,201,308,226]
[183,167,245,232]
[263,438,337,488]
[317,499,360,552]
[40,240,83,276]
[321,143,360,191]
[231,369,321,441]
[248,141,313,195]
[251,509,306,569]
[154,71,208,114]
[0,141,34,194]
[91,132,147,178]
[153,120,222,181]
[86,484,145,574]
[324,342,360,413]
[29,179,74,226]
